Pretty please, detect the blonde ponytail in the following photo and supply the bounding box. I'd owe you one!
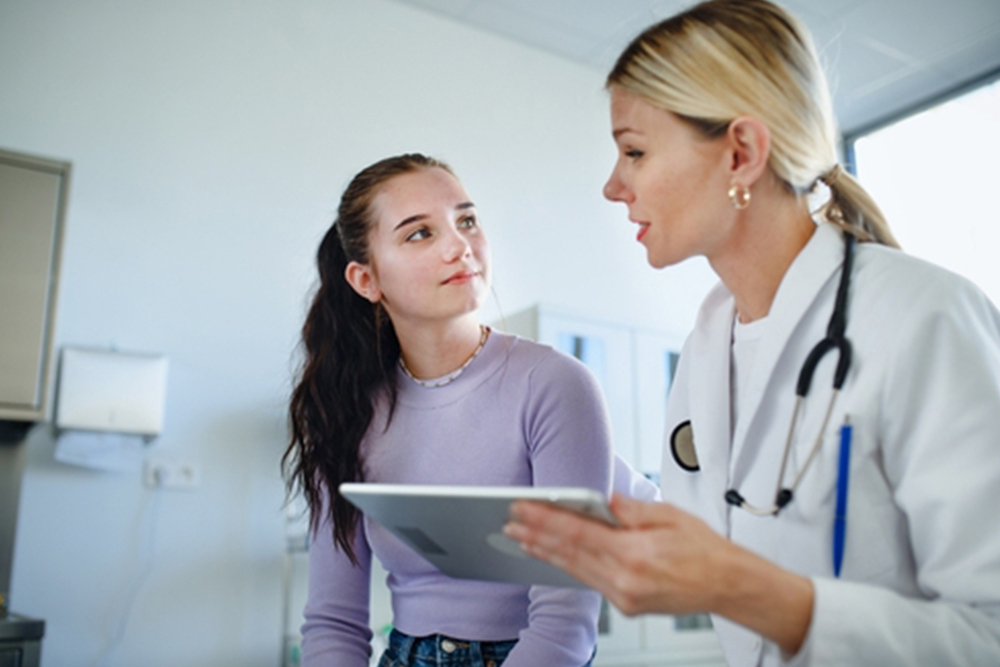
[819,165,900,248]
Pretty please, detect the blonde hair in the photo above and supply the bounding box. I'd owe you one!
[608,0,899,248]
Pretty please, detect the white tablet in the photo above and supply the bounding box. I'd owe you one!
[339,483,618,589]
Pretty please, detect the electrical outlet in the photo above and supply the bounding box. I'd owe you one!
[144,459,201,489]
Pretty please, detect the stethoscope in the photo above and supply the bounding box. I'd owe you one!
[677,232,857,517]
[724,231,855,516]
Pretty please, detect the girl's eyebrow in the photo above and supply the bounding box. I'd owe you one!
[394,214,426,232]
[394,202,476,231]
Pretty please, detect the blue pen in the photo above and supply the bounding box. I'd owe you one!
[833,418,852,578]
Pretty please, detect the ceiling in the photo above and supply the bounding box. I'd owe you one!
[391,0,1000,134]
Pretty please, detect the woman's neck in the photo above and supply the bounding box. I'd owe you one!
[709,190,817,324]
[392,313,485,379]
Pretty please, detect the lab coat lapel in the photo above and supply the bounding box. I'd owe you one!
[688,284,737,530]
[729,223,845,476]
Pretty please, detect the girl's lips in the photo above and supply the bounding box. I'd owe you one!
[636,223,650,241]
[443,271,479,285]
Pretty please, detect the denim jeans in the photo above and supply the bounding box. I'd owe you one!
[377,630,517,667]
[377,629,595,667]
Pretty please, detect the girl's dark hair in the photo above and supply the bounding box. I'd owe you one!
[283,153,453,564]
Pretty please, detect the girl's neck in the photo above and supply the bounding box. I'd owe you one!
[392,313,485,379]
[709,191,817,324]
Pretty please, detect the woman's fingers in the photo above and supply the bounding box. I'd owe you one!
[505,500,611,559]
[506,500,674,616]
[506,497,735,618]
[504,501,626,590]
[609,494,680,528]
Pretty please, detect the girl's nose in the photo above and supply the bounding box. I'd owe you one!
[443,228,472,262]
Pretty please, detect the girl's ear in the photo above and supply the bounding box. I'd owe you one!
[725,116,771,187]
[344,261,381,303]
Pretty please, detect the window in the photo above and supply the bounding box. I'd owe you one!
[849,76,1000,305]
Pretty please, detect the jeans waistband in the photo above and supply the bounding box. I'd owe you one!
[387,628,518,666]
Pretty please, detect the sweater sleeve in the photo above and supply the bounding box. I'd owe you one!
[501,351,614,667]
[300,501,374,667]
[784,279,1000,666]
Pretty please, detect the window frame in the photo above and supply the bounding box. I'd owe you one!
[842,66,1000,176]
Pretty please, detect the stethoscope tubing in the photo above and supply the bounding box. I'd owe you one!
[726,232,856,516]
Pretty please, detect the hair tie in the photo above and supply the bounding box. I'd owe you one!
[821,164,842,187]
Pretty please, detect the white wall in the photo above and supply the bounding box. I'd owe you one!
[0,1,715,665]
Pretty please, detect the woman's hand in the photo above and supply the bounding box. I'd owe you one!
[506,495,731,615]
[504,494,814,655]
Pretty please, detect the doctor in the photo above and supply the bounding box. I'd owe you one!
[505,0,1000,664]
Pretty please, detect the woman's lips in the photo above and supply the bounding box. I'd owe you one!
[635,222,650,241]
[443,270,478,285]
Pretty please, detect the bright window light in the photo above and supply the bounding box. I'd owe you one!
[852,78,1000,306]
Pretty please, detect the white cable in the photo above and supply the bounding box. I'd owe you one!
[91,486,163,667]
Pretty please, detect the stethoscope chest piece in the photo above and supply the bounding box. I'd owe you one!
[671,420,699,472]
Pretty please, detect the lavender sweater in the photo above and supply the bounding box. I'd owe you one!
[301,332,615,667]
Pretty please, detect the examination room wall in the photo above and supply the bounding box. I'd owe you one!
[0,1,716,665]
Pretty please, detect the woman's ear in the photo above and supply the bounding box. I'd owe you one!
[726,116,771,187]
[344,261,381,303]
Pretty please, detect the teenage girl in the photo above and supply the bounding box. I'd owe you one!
[285,154,655,667]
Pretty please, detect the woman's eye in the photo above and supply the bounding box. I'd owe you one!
[458,215,478,229]
[406,227,430,242]
[625,148,644,160]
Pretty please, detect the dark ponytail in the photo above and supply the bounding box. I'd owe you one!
[283,154,452,564]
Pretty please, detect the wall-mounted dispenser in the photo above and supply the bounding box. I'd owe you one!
[52,348,168,473]
[56,348,168,437]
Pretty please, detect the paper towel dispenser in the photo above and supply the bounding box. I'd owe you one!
[55,348,168,437]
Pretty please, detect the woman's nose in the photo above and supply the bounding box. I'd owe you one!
[603,170,627,203]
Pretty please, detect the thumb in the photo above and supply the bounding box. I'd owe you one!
[610,494,678,529]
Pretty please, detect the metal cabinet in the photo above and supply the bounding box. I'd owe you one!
[0,613,44,667]
[0,148,70,422]
[0,149,67,660]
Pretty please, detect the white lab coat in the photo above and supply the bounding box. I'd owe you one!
[661,222,1000,666]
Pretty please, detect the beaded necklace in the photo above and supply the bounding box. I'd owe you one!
[399,325,490,388]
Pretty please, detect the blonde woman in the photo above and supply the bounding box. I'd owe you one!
[507,1,1000,664]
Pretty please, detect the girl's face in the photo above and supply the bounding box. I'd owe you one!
[351,167,491,326]
[603,87,735,268]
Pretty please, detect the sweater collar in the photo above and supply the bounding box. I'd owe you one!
[394,329,517,408]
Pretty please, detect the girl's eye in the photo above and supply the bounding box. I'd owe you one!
[458,215,478,229]
[406,227,430,242]
[625,148,644,160]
